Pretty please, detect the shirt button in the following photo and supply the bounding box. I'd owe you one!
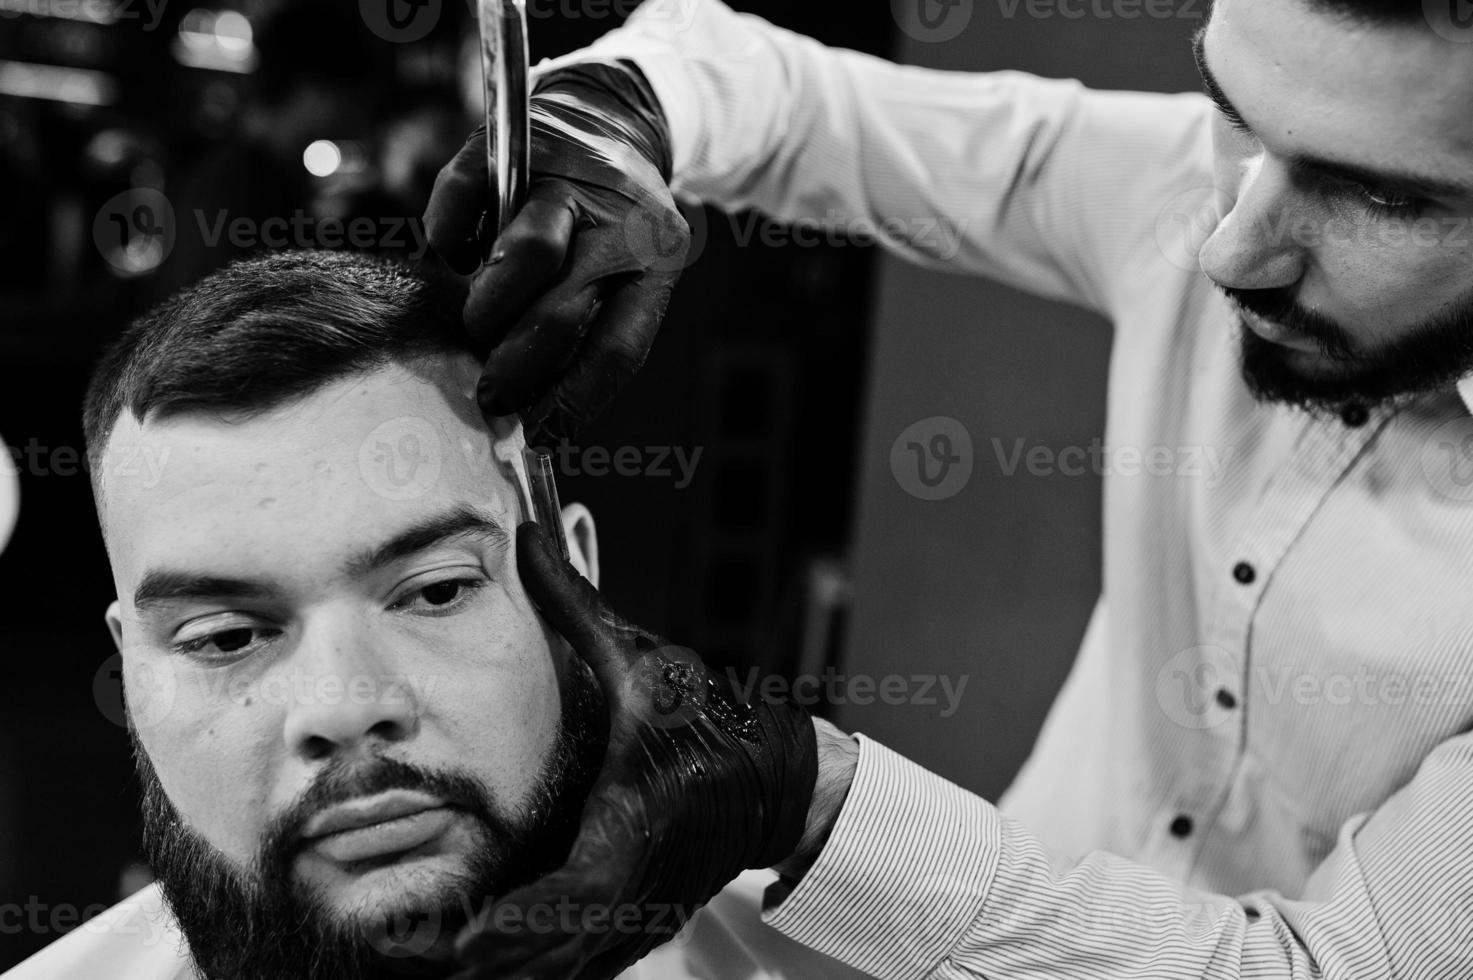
[1216,688,1238,710]
[1170,815,1195,838]
[1341,403,1369,428]
[1233,561,1257,585]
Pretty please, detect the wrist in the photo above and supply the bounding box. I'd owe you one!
[772,717,858,881]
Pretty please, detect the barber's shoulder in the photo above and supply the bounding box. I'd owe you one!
[1,882,193,980]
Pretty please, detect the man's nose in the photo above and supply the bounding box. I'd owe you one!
[1198,154,1308,291]
[281,615,421,762]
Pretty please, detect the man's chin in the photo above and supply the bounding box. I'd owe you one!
[1237,320,1384,414]
[293,831,490,964]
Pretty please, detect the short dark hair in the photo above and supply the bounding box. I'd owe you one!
[1302,0,1436,24]
[83,250,474,477]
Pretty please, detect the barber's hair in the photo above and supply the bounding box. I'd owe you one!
[1303,0,1437,23]
[82,250,474,476]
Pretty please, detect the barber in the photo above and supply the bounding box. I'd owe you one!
[427,1,1473,977]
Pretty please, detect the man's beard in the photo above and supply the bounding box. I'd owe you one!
[131,661,607,980]
[1224,284,1473,414]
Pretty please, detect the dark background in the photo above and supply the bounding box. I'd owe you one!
[0,0,1200,968]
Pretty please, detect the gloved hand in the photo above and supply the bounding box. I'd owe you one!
[452,522,819,980]
[425,61,690,443]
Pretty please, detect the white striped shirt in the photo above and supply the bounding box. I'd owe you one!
[542,2,1473,977]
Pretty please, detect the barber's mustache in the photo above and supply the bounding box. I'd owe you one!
[1220,285,1356,360]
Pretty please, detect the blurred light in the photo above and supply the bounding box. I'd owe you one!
[172,7,258,74]
[84,128,132,168]
[0,0,116,24]
[103,234,167,278]
[0,432,17,558]
[0,60,116,106]
[213,10,252,54]
[303,139,342,178]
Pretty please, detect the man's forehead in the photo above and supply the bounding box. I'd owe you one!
[99,359,520,584]
[1207,0,1473,178]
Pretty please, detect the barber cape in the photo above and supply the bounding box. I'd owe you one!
[3,871,872,979]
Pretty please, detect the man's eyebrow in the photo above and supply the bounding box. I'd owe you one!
[344,504,512,579]
[133,573,277,613]
[1190,26,1472,202]
[132,505,512,612]
[1191,27,1248,132]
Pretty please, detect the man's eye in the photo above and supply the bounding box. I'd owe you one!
[392,577,487,615]
[173,626,276,661]
[1354,183,1420,219]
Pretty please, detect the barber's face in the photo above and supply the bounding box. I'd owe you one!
[99,356,597,968]
[1197,0,1473,409]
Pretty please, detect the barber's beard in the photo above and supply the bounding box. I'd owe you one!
[131,662,606,980]
[1224,285,1473,414]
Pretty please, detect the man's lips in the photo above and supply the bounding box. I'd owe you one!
[1236,304,1323,355]
[300,790,458,865]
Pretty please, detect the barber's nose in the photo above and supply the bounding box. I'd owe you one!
[1198,154,1308,291]
[281,616,420,762]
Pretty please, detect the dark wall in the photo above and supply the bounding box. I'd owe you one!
[838,3,1205,800]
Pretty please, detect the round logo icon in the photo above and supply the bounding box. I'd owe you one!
[1424,0,1473,43]
[1155,184,1230,272]
[93,188,175,277]
[370,905,445,959]
[1420,415,1473,502]
[359,416,444,501]
[94,651,177,731]
[623,201,706,274]
[889,416,973,501]
[1154,645,1234,730]
[359,0,441,42]
[891,0,974,44]
[623,646,710,730]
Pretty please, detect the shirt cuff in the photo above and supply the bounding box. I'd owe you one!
[530,0,704,182]
[760,735,1004,980]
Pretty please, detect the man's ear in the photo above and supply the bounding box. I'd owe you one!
[104,600,124,652]
[560,502,599,589]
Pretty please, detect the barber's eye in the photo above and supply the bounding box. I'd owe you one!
[1353,182,1420,218]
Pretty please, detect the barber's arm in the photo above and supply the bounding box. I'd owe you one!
[759,731,1473,979]
[460,525,1473,979]
[425,0,1214,440]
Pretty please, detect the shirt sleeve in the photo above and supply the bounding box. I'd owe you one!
[759,734,1473,980]
[531,0,1216,317]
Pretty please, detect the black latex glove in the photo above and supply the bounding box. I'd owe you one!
[452,523,818,980]
[425,61,690,442]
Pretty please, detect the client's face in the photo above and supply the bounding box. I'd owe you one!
[98,355,603,978]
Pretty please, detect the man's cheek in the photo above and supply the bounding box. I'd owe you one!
[136,677,274,866]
